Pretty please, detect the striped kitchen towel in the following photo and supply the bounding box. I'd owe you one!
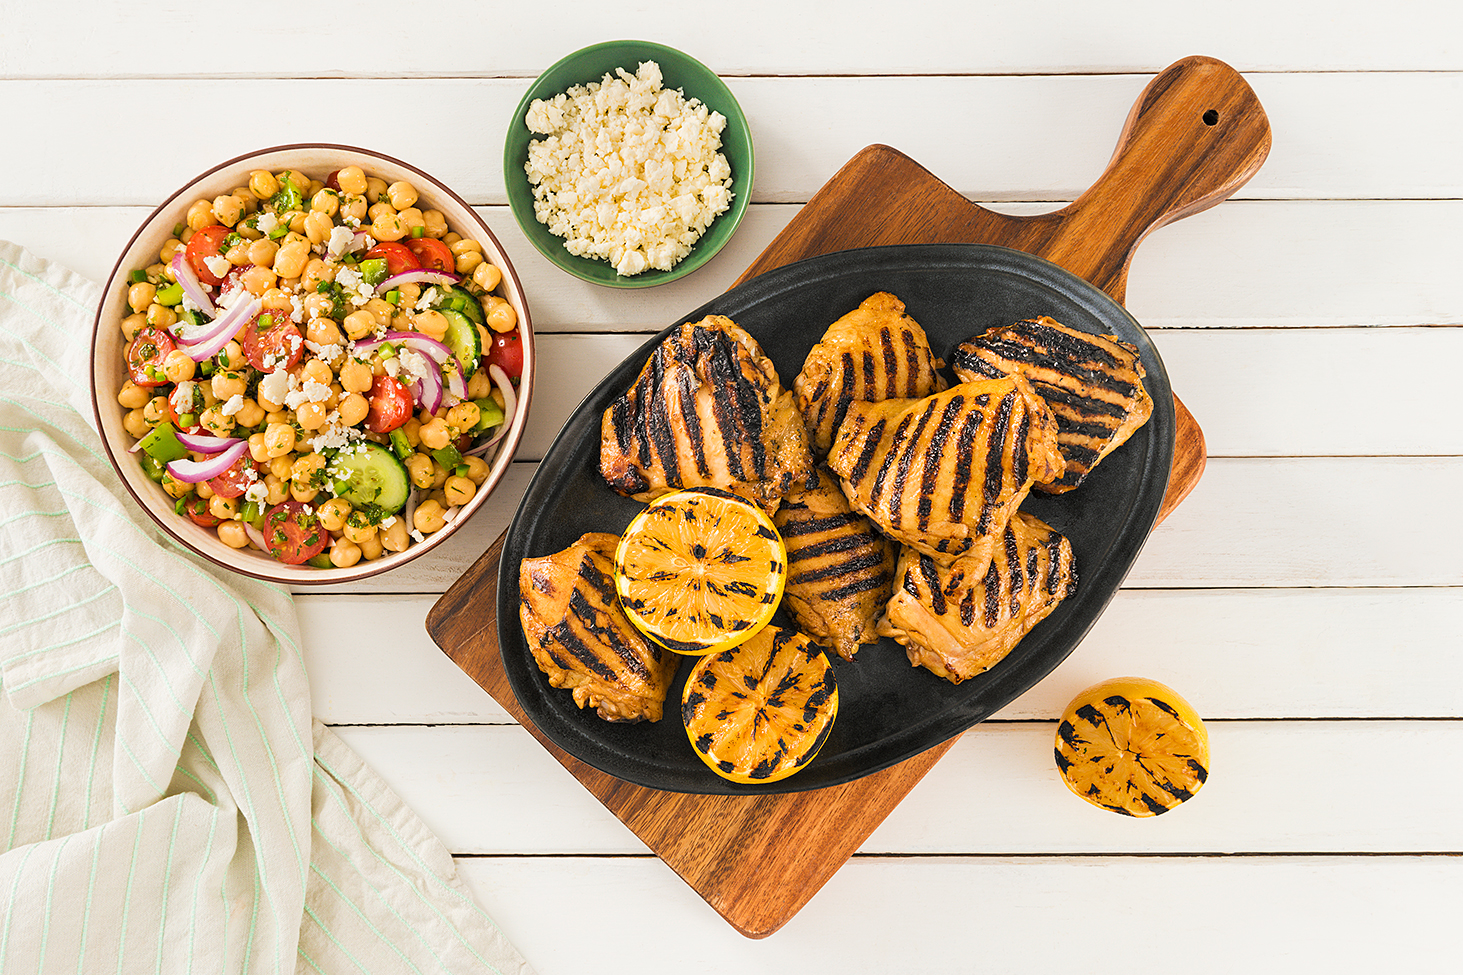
[0,240,534,974]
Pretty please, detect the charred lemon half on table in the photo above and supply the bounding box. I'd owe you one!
[613,487,786,655]
[1055,677,1210,817]
[682,625,839,784]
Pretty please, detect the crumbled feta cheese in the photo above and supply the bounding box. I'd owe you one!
[334,266,374,307]
[409,528,425,544]
[306,340,343,364]
[220,394,245,416]
[325,224,355,260]
[308,414,358,453]
[415,287,439,312]
[524,59,733,276]
[289,294,305,323]
[284,380,332,410]
[244,481,269,504]
[204,254,232,279]
[257,369,292,407]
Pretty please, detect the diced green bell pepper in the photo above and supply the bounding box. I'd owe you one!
[138,422,188,463]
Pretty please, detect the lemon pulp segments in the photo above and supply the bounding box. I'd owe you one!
[614,488,786,655]
[1055,677,1209,816]
[681,625,838,784]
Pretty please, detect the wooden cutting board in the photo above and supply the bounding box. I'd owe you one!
[427,55,1270,938]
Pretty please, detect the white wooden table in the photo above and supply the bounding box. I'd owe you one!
[3,4,1460,971]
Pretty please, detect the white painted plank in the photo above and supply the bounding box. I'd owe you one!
[301,588,1463,724]
[455,854,1459,972]
[4,1,1461,76]
[336,721,1463,856]
[2,73,1462,207]
[6,201,1463,331]
[310,456,1463,594]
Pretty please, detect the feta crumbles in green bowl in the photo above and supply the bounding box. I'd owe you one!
[505,40,754,289]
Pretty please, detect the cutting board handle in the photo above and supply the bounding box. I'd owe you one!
[1044,55,1272,302]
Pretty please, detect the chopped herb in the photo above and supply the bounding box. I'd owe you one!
[269,173,302,215]
[172,222,186,237]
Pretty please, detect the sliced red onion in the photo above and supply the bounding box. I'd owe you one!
[465,363,519,455]
[412,362,444,415]
[175,431,240,453]
[177,295,261,363]
[243,521,267,552]
[444,361,467,402]
[169,251,217,318]
[402,490,419,535]
[376,269,460,294]
[165,439,248,483]
[353,331,454,366]
[442,505,462,524]
[351,231,374,251]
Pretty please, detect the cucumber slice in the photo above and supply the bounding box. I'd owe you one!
[329,442,410,514]
[446,286,486,326]
[439,308,481,380]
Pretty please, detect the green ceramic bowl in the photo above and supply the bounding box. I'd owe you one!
[505,40,753,289]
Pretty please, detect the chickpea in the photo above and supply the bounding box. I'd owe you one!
[485,296,517,333]
[371,211,406,242]
[305,317,342,348]
[443,476,476,507]
[343,510,377,544]
[412,309,449,341]
[264,474,289,505]
[215,341,244,372]
[195,480,215,500]
[413,499,447,534]
[146,303,178,328]
[339,194,368,224]
[199,405,235,436]
[335,166,367,196]
[232,184,260,205]
[223,238,250,265]
[300,358,331,387]
[302,293,334,320]
[211,371,247,401]
[446,401,480,431]
[316,497,351,532]
[286,211,308,235]
[248,432,270,463]
[209,494,239,520]
[303,210,334,246]
[466,368,492,399]
[240,265,277,296]
[429,460,450,490]
[400,417,422,447]
[417,417,452,451]
[289,481,319,504]
[367,201,395,224]
[454,250,483,275]
[396,282,421,306]
[243,237,277,268]
[330,538,362,568]
[128,281,157,313]
[274,239,309,280]
[301,258,335,291]
[264,409,290,427]
[405,453,434,489]
[217,520,250,549]
[342,310,377,341]
[234,398,265,429]
[441,232,461,246]
[397,207,425,236]
[121,312,148,341]
[267,452,294,480]
[142,396,168,425]
[123,408,150,439]
[358,534,384,561]
[379,516,409,552]
[275,169,308,192]
[335,358,371,394]
[117,380,150,410]
[472,261,502,293]
[160,471,193,500]
[363,297,394,329]
[290,452,326,485]
[263,422,296,458]
[235,223,262,241]
[364,176,388,204]
[337,392,369,427]
[383,181,416,210]
[249,170,279,199]
[295,402,328,431]
[310,187,340,216]
[212,194,245,227]
[449,238,482,258]
[159,238,184,264]
[421,209,448,238]
[255,288,290,314]
[461,456,490,485]
[186,200,216,231]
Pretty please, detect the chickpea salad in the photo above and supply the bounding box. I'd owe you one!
[117,164,525,569]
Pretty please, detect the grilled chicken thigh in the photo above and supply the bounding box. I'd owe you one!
[600,315,815,513]
[793,292,948,456]
[773,467,896,661]
[878,512,1077,683]
[951,316,1152,493]
[519,532,681,722]
[826,376,1064,567]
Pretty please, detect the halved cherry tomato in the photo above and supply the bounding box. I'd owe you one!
[183,494,222,528]
[185,225,232,286]
[486,327,523,381]
[241,312,305,372]
[166,381,206,426]
[364,241,420,276]
[404,237,455,274]
[365,374,413,434]
[126,326,177,387]
[207,455,263,500]
[262,499,329,565]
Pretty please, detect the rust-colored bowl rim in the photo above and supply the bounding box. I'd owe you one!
[91,143,534,586]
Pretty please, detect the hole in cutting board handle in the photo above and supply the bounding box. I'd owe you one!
[1202,108,1220,126]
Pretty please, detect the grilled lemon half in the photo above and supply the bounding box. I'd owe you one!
[1055,676,1209,816]
[614,487,786,656]
[681,624,839,784]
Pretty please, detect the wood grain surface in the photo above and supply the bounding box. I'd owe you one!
[426,54,1270,938]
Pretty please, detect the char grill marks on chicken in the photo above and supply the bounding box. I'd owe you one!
[600,315,814,513]
[825,375,1064,569]
[773,467,896,661]
[793,292,948,456]
[878,512,1077,683]
[519,532,681,722]
[951,315,1152,493]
